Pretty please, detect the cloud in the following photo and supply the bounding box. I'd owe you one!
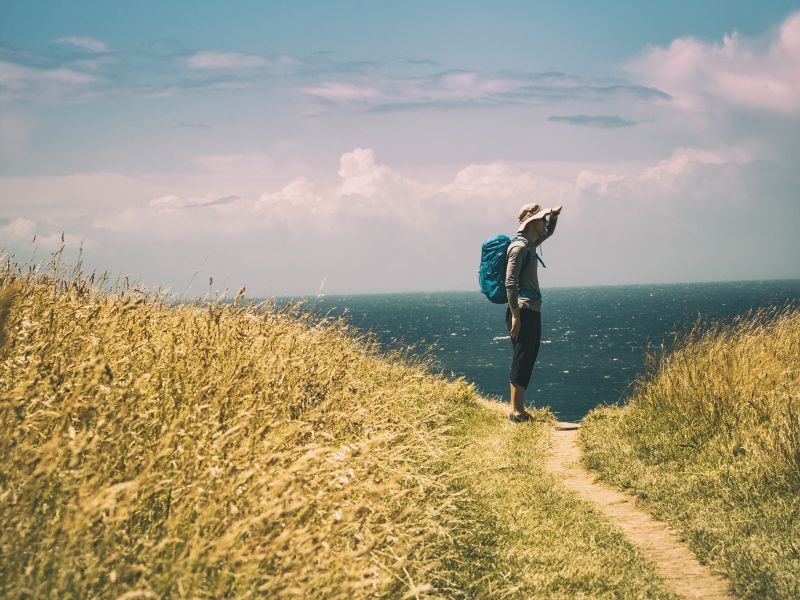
[93,194,248,235]
[335,148,403,197]
[548,114,639,128]
[0,217,36,241]
[54,36,109,53]
[300,69,671,113]
[186,51,268,69]
[297,56,382,76]
[260,177,321,207]
[301,82,382,101]
[436,71,518,95]
[83,149,427,238]
[629,11,800,114]
[5,146,759,242]
[366,100,499,113]
[6,144,793,294]
[638,147,750,181]
[0,217,92,255]
[1,39,673,113]
[0,59,96,102]
[257,177,334,231]
[0,43,285,104]
[78,147,752,243]
[148,194,241,210]
[576,146,752,196]
[435,161,575,224]
[439,161,537,200]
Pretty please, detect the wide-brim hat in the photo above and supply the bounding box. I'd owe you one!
[517,203,561,234]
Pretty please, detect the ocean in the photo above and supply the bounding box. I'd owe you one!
[278,280,800,422]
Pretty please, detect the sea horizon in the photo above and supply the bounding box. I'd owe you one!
[269,279,800,421]
[269,276,800,301]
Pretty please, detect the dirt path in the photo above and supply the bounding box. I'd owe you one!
[548,421,733,600]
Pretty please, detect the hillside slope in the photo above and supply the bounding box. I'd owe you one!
[581,307,800,599]
[0,265,675,598]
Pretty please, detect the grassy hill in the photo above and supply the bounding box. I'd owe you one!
[581,306,800,599]
[0,261,678,598]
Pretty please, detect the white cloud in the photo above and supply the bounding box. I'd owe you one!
[186,51,268,69]
[300,69,669,112]
[276,54,301,66]
[576,147,752,196]
[148,194,183,209]
[7,148,757,244]
[336,148,403,198]
[0,59,96,102]
[260,177,320,207]
[638,147,751,181]
[435,161,574,224]
[440,161,536,200]
[86,149,428,237]
[54,36,109,53]
[148,193,240,211]
[78,148,751,242]
[301,82,382,101]
[437,71,517,96]
[629,12,800,113]
[302,73,521,104]
[35,231,91,251]
[256,177,341,232]
[0,60,95,86]
[0,217,92,255]
[71,56,116,71]
[4,145,793,294]
[0,217,36,241]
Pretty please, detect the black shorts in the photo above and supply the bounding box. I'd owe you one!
[505,307,542,389]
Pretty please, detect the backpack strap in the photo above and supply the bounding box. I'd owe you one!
[512,236,546,269]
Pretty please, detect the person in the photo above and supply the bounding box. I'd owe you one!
[505,203,561,422]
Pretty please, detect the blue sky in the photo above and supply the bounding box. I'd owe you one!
[1,1,799,295]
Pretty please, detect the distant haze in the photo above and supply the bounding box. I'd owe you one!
[1,2,799,296]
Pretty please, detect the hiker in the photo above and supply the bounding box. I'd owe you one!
[506,203,561,422]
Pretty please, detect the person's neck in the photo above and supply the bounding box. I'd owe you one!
[521,231,539,244]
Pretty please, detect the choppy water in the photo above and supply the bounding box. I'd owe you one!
[276,280,800,421]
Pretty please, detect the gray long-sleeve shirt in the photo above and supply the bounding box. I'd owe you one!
[505,215,558,312]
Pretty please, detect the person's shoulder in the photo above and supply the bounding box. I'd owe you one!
[507,238,527,254]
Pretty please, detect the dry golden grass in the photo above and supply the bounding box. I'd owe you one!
[581,306,800,599]
[1,253,678,598]
[0,260,486,598]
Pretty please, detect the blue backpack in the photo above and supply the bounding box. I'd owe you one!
[478,235,544,304]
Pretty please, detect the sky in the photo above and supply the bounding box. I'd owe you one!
[1,0,799,296]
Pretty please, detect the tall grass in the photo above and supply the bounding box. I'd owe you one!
[581,306,800,599]
[0,257,483,598]
[1,252,684,598]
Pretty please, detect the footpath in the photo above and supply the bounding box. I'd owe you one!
[548,421,733,600]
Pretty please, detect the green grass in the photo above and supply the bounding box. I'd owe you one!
[445,401,679,599]
[580,308,800,599]
[0,258,677,598]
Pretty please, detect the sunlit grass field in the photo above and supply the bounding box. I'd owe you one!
[581,306,800,599]
[0,256,676,598]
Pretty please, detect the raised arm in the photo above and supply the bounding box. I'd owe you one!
[533,212,559,248]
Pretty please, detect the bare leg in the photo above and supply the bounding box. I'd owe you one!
[510,382,527,415]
